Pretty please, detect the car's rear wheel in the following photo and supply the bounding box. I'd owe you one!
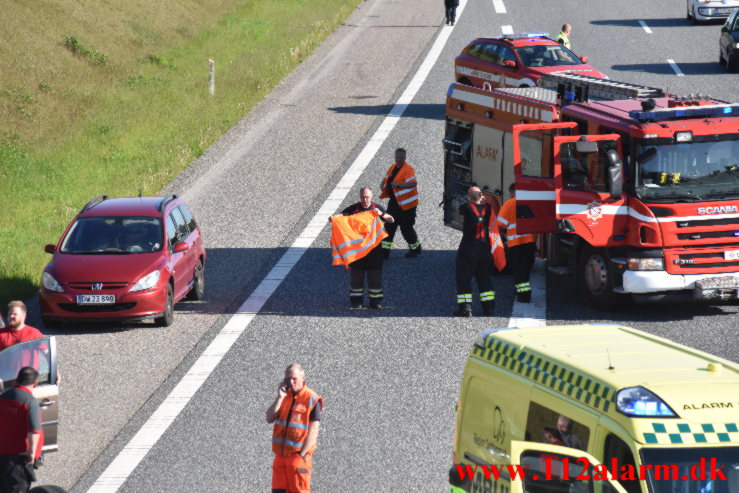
[458,77,472,86]
[186,259,205,301]
[154,284,174,327]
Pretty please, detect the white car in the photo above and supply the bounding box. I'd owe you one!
[687,0,739,23]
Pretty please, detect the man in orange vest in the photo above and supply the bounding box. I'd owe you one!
[380,148,422,258]
[497,183,537,302]
[332,187,394,309]
[266,364,324,493]
[454,187,498,317]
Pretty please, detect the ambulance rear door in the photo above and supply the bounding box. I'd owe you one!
[513,122,577,234]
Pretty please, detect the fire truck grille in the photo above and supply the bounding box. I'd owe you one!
[675,217,739,228]
[677,230,739,240]
[677,261,739,269]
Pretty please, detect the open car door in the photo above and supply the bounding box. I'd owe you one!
[553,134,626,247]
[513,122,578,234]
[0,336,59,453]
[509,440,628,493]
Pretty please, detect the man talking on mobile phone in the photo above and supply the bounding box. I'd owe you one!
[266,364,323,493]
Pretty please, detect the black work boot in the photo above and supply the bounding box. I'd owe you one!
[453,303,472,317]
[517,291,532,303]
[350,296,363,309]
[482,300,496,316]
[370,299,383,309]
[383,249,390,259]
[405,244,422,258]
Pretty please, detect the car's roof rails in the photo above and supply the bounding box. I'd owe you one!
[80,195,108,214]
[159,194,178,212]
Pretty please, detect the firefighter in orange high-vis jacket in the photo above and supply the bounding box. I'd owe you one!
[380,148,422,258]
[497,183,537,303]
[266,364,324,493]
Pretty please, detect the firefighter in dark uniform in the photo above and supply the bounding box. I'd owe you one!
[335,187,395,309]
[497,183,537,302]
[454,187,496,317]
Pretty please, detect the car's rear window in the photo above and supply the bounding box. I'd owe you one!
[515,44,583,67]
[60,216,163,254]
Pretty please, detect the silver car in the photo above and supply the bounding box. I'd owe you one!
[687,0,739,22]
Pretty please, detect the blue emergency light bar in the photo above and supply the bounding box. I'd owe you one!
[629,103,739,122]
[501,32,549,39]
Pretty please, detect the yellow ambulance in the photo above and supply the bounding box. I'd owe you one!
[452,324,739,493]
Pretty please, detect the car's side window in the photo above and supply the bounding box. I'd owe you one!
[165,215,178,250]
[479,43,502,64]
[170,207,189,239]
[178,205,197,234]
[468,43,484,59]
[496,45,516,65]
[733,11,739,31]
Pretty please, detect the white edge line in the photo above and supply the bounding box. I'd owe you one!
[667,59,684,76]
[638,20,653,34]
[85,1,468,492]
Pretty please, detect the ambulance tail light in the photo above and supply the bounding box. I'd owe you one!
[627,258,664,271]
[616,387,677,417]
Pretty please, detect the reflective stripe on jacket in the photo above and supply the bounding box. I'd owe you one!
[330,211,388,268]
[497,198,536,247]
[272,386,323,457]
[380,162,419,210]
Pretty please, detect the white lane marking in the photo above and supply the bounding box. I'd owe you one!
[638,20,653,34]
[667,59,685,76]
[493,0,507,14]
[507,258,547,328]
[86,1,468,491]
[501,25,513,35]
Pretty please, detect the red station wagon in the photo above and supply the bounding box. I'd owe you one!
[39,195,205,327]
[455,33,607,89]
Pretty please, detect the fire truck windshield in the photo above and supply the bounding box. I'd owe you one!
[635,137,739,202]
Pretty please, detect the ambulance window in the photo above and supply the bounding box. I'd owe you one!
[525,402,589,451]
[604,434,640,493]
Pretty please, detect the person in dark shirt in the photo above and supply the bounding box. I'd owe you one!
[333,187,394,309]
[0,367,41,493]
[454,187,496,317]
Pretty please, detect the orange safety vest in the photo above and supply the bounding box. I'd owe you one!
[497,198,537,247]
[380,162,419,210]
[272,386,323,457]
[330,210,388,269]
[469,202,507,271]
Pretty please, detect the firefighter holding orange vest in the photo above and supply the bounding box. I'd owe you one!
[331,187,394,309]
[497,183,537,303]
[380,148,422,258]
[266,364,324,493]
[454,186,505,317]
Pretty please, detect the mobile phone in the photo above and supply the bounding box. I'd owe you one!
[282,378,291,393]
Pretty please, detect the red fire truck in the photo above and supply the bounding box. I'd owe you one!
[442,73,739,309]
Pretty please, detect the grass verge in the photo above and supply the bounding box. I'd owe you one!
[0,0,362,309]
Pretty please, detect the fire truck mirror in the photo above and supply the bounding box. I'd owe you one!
[607,149,624,200]
[575,140,599,154]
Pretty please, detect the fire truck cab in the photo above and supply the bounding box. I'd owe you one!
[443,73,739,309]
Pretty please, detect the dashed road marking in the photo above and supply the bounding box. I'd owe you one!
[493,0,507,14]
[507,258,547,328]
[638,20,653,34]
[667,59,685,76]
[501,25,513,35]
[85,2,469,492]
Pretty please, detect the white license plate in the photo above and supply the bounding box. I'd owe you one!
[724,249,739,260]
[716,7,733,13]
[77,294,115,304]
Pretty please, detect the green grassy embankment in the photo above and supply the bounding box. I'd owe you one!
[0,0,362,308]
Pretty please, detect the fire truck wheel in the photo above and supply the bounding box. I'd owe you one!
[578,246,620,310]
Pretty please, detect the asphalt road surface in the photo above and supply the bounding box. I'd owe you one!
[28,0,739,491]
